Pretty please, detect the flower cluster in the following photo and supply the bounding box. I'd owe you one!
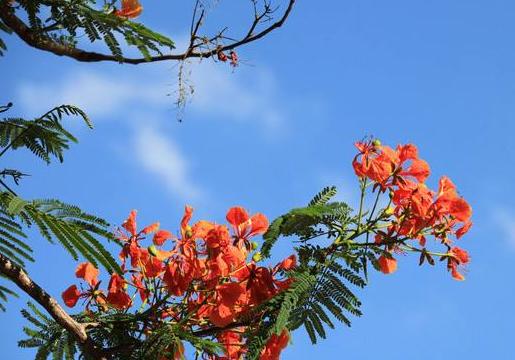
[62,206,295,359]
[352,139,472,280]
[58,140,473,359]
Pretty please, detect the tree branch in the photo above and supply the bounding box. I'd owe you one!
[0,0,296,64]
[0,253,108,359]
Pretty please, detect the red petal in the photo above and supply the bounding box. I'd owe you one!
[397,144,419,162]
[450,247,470,264]
[75,262,99,287]
[403,159,430,183]
[122,210,137,236]
[62,285,81,308]
[278,255,297,271]
[378,255,397,274]
[456,221,472,239]
[451,268,465,281]
[226,207,250,227]
[115,0,143,18]
[107,290,132,309]
[153,230,173,246]
[181,206,193,231]
[449,198,472,222]
[107,273,125,294]
[209,303,235,327]
[249,213,269,236]
[142,222,160,235]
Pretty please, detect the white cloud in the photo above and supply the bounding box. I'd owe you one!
[493,209,515,250]
[17,70,169,118]
[133,125,202,201]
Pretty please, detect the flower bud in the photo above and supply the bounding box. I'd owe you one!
[372,139,381,147]
[252,252,262,262]
[185,226,193,238]
[148,245,158,257]
[384,207,395,216]
[251,241,259,250]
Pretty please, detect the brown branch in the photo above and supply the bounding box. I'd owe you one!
[0,253,108,360]
[192,321,249,337]
[0,0,296,64]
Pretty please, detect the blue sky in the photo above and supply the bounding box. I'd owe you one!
[1,0,515,358]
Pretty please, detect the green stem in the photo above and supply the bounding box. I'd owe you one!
[356,178,367,232]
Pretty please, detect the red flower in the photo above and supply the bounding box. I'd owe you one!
[229,51,239,67]
[275,255,297,272]
[377,255,397,274]
[226,207,269,242]
[435,176,472,222]
[142,251,165,278]
[205,225,232,250]
[243,264,278,304]
[353,141,432,189]
[106,273,132,309]
[397,143,418,162]
[115,0,143,19]
[208,282,250,326]
[217,51,228,62]
[447,247,470,281]
[163,261,193,297]
[62,285,81,307]
[218,331,246,359]
[352,141,397,186]
[260,330,289,360]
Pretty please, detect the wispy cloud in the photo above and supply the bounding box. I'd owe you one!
[15,57,290,200]
[17,70,169,118]
[133,125,202,201]
[493,209,515,250]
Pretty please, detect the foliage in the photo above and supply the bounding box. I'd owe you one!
[0,0,174,61]
[18,302,78,360]
[0,104,92,163]
[0,104,120,312]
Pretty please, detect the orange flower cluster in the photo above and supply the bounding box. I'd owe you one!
[353,140,472,280]
[62,206,295,359]
[114,0,143,19]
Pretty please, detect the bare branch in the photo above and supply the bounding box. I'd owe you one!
[0,0,296,64]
